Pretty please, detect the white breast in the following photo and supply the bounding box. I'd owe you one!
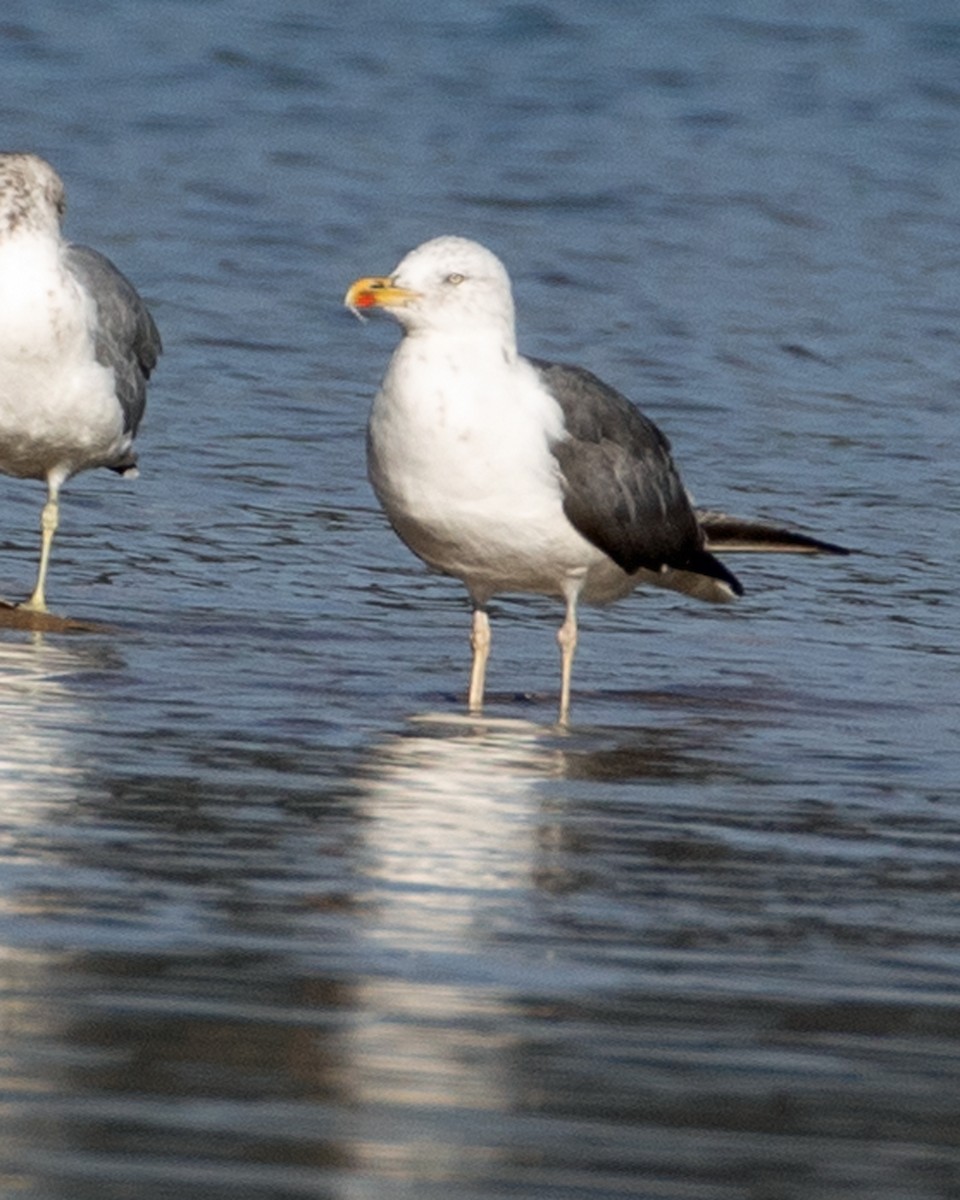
[0,235,126,481]
[368,335,610,601]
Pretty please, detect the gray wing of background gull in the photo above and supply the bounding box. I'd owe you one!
[65,244,162,467]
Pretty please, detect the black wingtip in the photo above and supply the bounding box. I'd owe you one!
[687,548,744,597]
[696,510,851,556]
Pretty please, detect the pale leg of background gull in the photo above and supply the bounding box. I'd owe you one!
[22,471,65,613]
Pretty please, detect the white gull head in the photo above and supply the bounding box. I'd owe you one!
[383,236,517,347]
[0,152,66,240]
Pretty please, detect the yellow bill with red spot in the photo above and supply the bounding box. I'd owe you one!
[344,276,420,314]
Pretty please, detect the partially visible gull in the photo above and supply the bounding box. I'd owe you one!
[0,152,161,613]
[345,235,848,724]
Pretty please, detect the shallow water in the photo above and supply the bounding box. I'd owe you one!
[1,2,958,1197]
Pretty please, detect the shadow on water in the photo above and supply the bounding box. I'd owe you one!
[1,659,957,1199]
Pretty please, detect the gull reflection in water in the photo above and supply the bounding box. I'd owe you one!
[343,715,564,1177]
[355,712,564,954]
[0,636,90,816]
[0,634,94,1195]
[338,700,773,1191]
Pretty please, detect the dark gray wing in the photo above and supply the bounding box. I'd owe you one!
[532,359,742,594]
[66,244,162,437]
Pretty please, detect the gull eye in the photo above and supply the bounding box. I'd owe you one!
[445,272,465,286]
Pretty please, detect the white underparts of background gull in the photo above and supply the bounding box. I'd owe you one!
[345,235,848,725]
[0,151,161,619]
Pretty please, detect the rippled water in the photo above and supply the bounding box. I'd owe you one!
[1,2,958,1197]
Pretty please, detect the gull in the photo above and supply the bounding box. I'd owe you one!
[0,152,161,613]
[345,236,847,724]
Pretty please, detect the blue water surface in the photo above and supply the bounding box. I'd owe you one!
[0,3,958,1198]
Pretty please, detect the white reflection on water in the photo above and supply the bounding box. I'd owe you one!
[341,716,563,1181]
[355,713,562,949]
[0,635,89,1195]
[0,637,88,817]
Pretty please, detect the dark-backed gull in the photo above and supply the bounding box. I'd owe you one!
[345,235,846,724]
